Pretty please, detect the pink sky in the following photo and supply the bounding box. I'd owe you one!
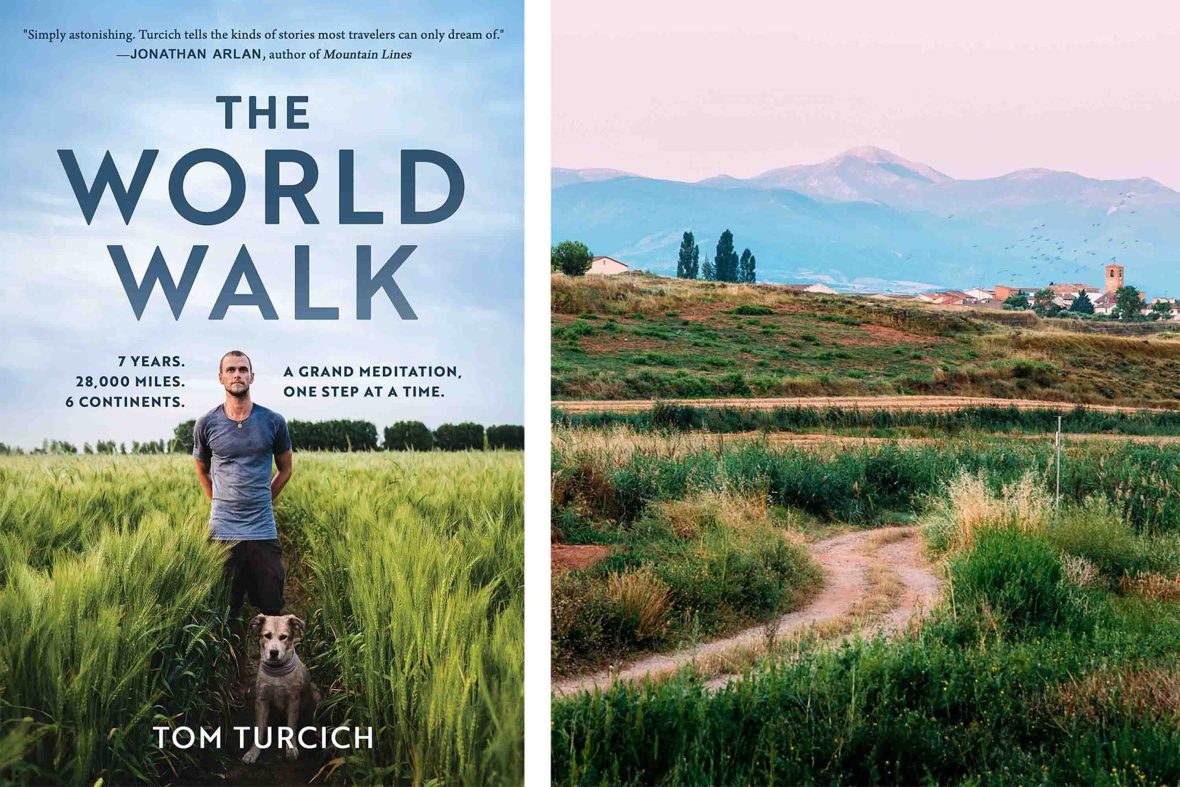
[554,0,1180,188]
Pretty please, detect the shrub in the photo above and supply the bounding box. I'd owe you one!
[651,401,700,430]
[950,529,1088,633]
[729,304,774,315]
[384,420,433,451]
[552,240,593,276]
[1044,500,1149,580]
[552,460,617,524]
[552,575,615,668]
[550,487,820,671]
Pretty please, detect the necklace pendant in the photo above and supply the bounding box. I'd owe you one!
[237,422,243,429]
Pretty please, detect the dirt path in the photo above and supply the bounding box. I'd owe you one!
[554,395,1174,414]
[217,549,328,786]
[555,430,1180,461]
[552,526,940,697]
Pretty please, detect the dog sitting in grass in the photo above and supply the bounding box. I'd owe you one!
[241,614,321,764]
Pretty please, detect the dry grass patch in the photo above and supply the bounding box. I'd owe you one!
[553,425,900,466]
[926,470,1051,553]
[1120,572,1180,602]
[1061,554,1102,589]
[981,330,1180,361]
[552,273,782,317]
[863,527,916,549]
[552,425,757,465]
[1050,665,1180,727]
[848,562,906,619]
[657,488,782,540]
[606,566,671,642]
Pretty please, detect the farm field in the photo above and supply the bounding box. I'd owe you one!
[551,423,1180,783]
[552,273,1180,408]
[0,452,522,786]
[556,402,1180,436]
[554,424,1180,466]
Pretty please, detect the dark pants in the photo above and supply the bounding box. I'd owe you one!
[222,539,285,616]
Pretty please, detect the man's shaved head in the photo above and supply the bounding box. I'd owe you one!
[220,350,253,373]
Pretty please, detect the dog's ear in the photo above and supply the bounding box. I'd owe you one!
[249,614,266,634]
[287,616,306,638]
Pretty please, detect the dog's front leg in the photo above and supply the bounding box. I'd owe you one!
[284,698,301,761]
[241,697,269,765]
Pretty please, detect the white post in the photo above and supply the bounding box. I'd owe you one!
[1055,415,1062,517]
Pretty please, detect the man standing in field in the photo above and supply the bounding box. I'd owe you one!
[193,350,294,618]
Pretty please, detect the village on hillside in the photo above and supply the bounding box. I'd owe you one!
[580,255,1175,320]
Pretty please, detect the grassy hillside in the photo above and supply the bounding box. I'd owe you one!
[552,273,1180,408]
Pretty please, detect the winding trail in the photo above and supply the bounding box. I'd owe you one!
[553,526,941,697]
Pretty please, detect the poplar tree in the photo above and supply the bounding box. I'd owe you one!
[738,248,757,283]
[677,231,700,279]
[715,230,739,282]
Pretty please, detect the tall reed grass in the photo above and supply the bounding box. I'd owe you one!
[556,404,1180,436]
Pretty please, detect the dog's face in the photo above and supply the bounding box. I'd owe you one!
[250,614,304,665]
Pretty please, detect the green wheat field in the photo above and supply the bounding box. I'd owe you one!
[0,452,522,785]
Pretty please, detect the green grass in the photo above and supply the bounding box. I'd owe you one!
[552,508,1180,785]
[553,597,1180,784]
[0,453,523,785]
[552,495,819,674]
[559,403,1180,436]
[550,274,1180,407]
[554,439,1180,535]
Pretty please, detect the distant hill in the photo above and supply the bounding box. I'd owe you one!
[551,167,636,189]
[552,148,1180,295]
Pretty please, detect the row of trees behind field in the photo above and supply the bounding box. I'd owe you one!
[0,420,523,455]
[550,229,756,283]
[1003,284,1167,321]
[675,229,756,283]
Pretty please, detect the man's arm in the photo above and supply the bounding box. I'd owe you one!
[271,449,293,502]
[194,459,213,501]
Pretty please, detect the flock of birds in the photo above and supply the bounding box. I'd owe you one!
[943,191,1146,281]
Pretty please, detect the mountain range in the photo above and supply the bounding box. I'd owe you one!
[552,147,1180,295]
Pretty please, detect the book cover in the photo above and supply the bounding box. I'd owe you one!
[1,2,523,784]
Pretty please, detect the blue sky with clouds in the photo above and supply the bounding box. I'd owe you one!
[0,0,522,449]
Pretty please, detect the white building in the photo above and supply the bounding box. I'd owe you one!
[585,256,630,275]
[781,283,838,295]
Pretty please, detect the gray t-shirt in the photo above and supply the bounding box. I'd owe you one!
[193,403,292,541]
